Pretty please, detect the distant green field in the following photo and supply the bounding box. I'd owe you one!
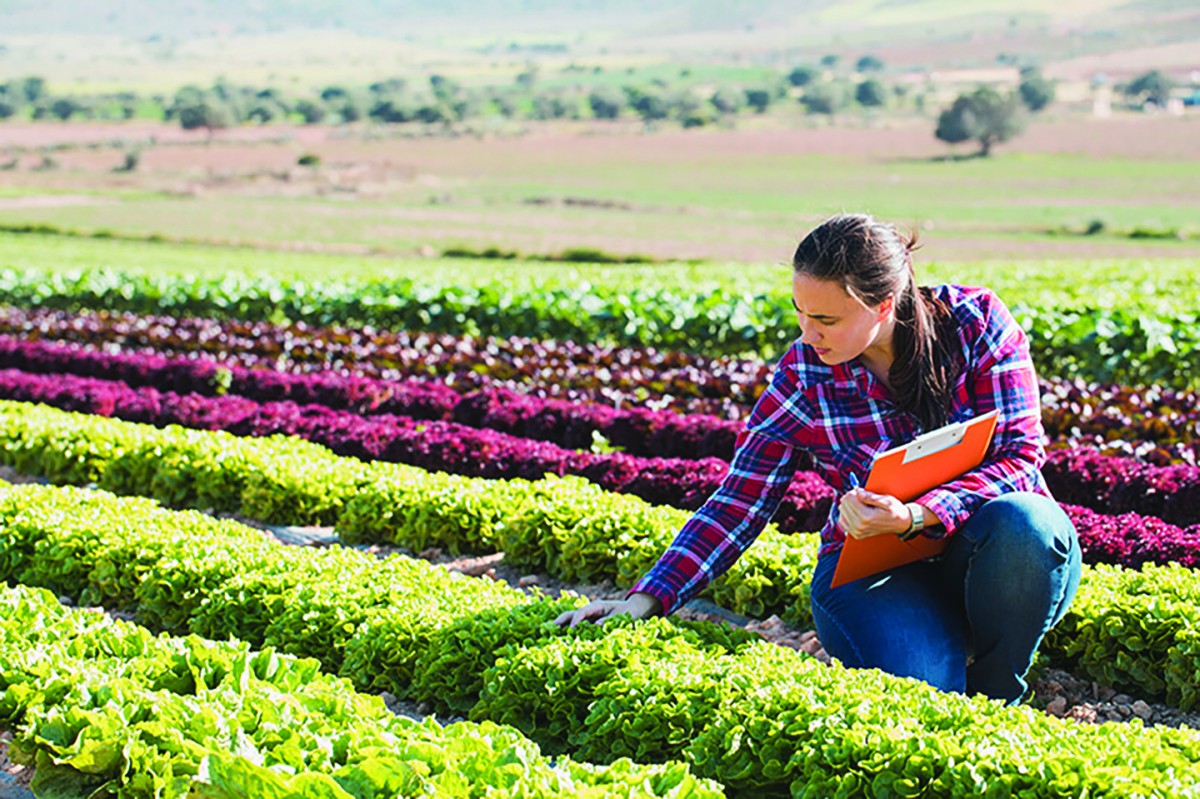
[1,147,1198,265]
[1,232,1195,318]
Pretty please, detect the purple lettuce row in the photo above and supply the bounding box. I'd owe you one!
[5,334,1200,526]
[1061,503,1200,570]
[3,308,1199,466]
[0,335,746,461]
[447,387,743,460]
[6,334,1200,526]
[3,365,1199,572]
[1041,379,1200,467]
[0,367,833,534]
[4,333,1199,472]
[1043,448,1200,528]
[0,306,759,417]
[0,335,461,419]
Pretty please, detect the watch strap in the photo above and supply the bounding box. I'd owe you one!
[899,503,924,541]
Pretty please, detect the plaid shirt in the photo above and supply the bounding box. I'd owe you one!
[629,284,1051,616]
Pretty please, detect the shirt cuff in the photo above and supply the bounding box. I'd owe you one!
[625,581,675,618]
[915,488,970,538]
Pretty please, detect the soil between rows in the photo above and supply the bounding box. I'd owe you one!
[0,730,32,797]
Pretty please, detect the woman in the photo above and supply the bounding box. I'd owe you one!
[554,213,1082,706]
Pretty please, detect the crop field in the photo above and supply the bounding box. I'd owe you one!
[2,20,1200,785]
[1,217,1200,793]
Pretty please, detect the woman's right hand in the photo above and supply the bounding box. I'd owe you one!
[553,592,662,628]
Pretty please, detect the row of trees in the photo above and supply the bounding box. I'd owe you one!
[0,55,1042,130]
[159,71,918,132]
[0,76,142,122]
[0,66,1183,152]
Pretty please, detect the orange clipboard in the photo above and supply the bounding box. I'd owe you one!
[829,409,1001,588]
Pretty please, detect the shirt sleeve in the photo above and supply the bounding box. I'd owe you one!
[915,294,1048,537]
[626,428,801,616]
[627,345,807,616]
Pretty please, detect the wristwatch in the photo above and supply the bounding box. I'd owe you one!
[900,502,925,541]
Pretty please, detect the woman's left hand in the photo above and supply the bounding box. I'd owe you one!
[837,488,909,539]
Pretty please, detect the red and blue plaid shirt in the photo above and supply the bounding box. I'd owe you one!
[629,284,1051,616]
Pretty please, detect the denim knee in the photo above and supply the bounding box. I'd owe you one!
[944,492,1082,703]
[810,555,968,695]
[957,492,1076,563]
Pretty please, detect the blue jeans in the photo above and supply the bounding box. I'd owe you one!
[809,492,1082,705]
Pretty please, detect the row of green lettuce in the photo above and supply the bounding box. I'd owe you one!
[0,267,1196,386]
[3,399,1200,712]
[0,582,722,799]
[4,485,1200,797]
[3,232,1195,308]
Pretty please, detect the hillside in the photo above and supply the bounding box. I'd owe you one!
[0,1,1196,91]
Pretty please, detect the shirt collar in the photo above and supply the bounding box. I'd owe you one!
[837,358,894,403]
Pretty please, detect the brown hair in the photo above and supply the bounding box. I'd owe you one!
[792,213,961,430]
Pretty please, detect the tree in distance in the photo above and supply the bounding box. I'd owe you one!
[710,86,743,115]
[369,94,418,123]
[294,99,326,124]
[515,65,539,89]
[588,86,625,119]
[320,86,350,103]
[319,87,364,121]
[50,97,84,121]
[1018,67,1055,112]
[531,92,572,120]
[369,78,407,95]
[935,86,1026,157]
[429,74,463,104]
[744,86,773,113]
[21,76,46,103]
[855,79,887,107]
[787,66,819,87]
[178,100,234,132]
[670,89,713,127]
[801,82,849,115]
[490,90,520,119]
[0,83,21,120]
[337,96,366,123]
[856,54,884,73]
[624,86,670,124]
[1124,70,1173,106]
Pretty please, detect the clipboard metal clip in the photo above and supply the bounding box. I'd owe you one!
[900,422,967,464]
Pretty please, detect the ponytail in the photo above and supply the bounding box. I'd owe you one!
[889,243,960,430]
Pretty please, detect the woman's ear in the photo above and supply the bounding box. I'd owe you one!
[877,296,895,321]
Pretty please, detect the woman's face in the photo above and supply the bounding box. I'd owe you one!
[791,273,894,366]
